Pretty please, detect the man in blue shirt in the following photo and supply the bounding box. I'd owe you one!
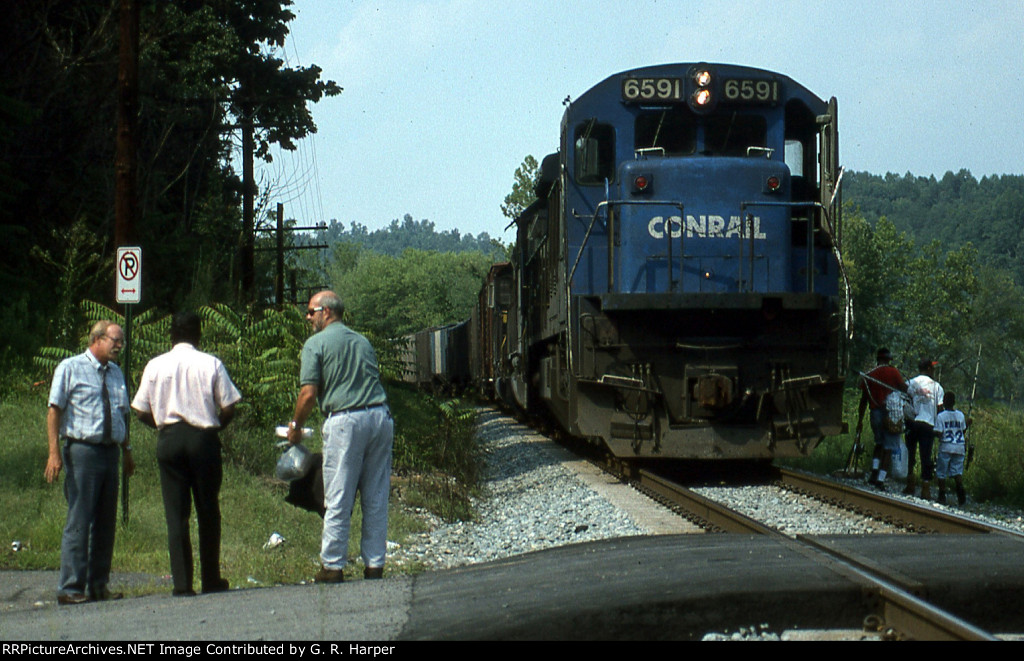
[46,320,134,604]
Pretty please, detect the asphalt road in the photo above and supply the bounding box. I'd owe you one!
[0,569,410,641]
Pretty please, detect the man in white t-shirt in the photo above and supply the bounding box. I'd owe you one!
[904,358,944,500]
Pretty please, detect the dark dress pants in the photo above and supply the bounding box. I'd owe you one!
[157,422,224,592]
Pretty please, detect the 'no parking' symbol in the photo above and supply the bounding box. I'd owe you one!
[116,246,142,304]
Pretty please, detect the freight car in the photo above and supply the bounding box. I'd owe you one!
[410,63,850,461]
[397,320,470,393]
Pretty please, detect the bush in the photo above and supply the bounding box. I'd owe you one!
[963,404,1024,507]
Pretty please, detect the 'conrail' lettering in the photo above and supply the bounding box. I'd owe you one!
[647,215,767,240]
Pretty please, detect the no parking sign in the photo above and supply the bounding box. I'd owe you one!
[116,246,142,304]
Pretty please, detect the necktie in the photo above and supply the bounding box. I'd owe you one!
[101,365,112,442]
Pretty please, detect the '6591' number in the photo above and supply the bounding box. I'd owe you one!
[622,78,683,102]
[723,79,780,104]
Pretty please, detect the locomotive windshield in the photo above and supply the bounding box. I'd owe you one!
[630,110,767,159]
[634,109,697,156]
[704,113,767,156]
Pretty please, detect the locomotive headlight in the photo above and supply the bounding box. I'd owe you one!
[692,88,713,107]
[693,69,712,87]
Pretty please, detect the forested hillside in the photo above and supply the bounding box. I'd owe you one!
[845,170,1024,284]
[307,215,506,259]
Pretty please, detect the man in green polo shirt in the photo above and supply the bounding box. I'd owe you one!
[286,290,393,582]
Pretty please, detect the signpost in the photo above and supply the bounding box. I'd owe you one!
[116,246,140,522]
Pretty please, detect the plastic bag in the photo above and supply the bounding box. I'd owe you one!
[276,443,314,481]
[891,439,909,479]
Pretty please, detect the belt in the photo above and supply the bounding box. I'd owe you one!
[64,437,118,447]
[327,402,386,416]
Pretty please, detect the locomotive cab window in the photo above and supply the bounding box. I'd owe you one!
[574,121,616,184]
[634,109,697,156]
[703,113,767,157]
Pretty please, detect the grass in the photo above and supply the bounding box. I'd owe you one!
[0,382,478,594]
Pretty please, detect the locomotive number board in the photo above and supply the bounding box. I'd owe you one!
[621,76,781,105]
[621,77,684,103]
[721,78,781,104]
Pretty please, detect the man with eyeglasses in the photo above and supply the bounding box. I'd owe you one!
[287,291,393,583]
[46,320,134,604]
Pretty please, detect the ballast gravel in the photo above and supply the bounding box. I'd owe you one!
[390,410,648,571]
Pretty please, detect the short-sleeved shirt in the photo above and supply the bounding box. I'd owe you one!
[934,409,968,455]
[907,374,945,427]
[859,364,906,409]
[48,349,129,444]
[300,322,387,414]
[132,343,242,429]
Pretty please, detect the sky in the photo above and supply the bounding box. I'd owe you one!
[254,0,1024,243]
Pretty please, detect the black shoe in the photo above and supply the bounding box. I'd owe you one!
[89,588,124,601]
[57,592,89,605]
[363,566,384,580]
[202,578,229,594]
[173,588,197,597]
[871,480,888,492]
[314,566,345,583]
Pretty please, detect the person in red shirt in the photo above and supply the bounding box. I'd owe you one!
[856,348,907,489]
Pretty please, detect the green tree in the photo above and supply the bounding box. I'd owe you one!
[501,155,539,220]
[336,249,494,339]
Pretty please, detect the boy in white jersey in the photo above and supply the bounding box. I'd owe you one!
[934,392,969,506]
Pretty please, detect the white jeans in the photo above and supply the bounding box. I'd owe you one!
[320,406,393,569]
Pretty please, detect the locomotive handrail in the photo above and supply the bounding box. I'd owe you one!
[740,199,852,341]
[568,199,686,292]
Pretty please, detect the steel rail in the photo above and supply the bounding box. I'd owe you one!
[777,468,1023,536]
[634,468,1001,640]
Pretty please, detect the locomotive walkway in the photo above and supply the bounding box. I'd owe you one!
[4,533,1024,640]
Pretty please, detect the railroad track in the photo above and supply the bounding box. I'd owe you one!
[634,467,1023,640]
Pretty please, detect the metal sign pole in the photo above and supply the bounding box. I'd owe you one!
[116,245,140,525]
[122,302,132,524]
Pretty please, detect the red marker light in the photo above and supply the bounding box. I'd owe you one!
[634,175,650,191]
[766,175,781,192]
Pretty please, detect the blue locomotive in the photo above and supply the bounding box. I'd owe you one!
[410,63,849,461]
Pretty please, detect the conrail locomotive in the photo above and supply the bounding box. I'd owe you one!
[402,63,850,461]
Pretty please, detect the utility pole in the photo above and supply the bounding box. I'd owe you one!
[115,0,139,524]
[254,202,328,307]
[115,0,138,247]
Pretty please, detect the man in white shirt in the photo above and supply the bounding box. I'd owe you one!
[904,358,945,500]
[132,312,242,596]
